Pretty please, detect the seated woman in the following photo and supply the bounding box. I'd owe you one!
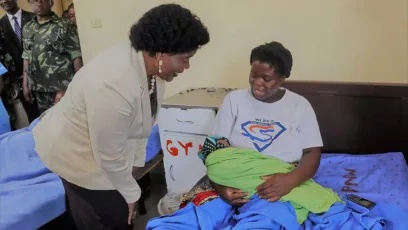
[177,41,323,209]
[211,41,323,206]
[147,42,329,229]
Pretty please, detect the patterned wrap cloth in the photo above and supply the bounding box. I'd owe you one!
[180,136,298,209]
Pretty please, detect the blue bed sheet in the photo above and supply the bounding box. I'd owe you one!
[147,152,408,230]
[0,120,65,230]
[147,195,408,230]
[313,152,408,214]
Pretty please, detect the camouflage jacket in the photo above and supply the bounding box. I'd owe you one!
[22,12,81,92]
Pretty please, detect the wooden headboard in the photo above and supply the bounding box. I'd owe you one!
[282,80,408,162]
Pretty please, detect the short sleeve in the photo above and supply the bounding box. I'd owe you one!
[64,23,82,60]
[212,93,237,139]
[299,101,323,149]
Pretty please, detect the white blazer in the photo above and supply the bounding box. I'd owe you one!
[33,43,165,203]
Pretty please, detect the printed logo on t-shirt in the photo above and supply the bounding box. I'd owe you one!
[241,119,287,152]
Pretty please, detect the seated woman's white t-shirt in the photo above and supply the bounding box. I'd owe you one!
[212,88,323,163]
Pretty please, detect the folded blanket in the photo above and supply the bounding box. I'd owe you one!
[206,147,342,224]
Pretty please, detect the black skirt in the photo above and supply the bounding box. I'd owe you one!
[61,178,133,230]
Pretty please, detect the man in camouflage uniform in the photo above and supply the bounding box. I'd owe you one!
[22,0,83,113]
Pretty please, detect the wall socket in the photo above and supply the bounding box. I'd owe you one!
[91,18,102,28]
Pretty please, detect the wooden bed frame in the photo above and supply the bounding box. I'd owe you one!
[283,80,408,163]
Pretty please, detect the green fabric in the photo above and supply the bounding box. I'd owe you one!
[206,147,343,224]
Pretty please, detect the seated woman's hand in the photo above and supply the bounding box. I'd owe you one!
[217,139,230,147]
[213,182,249,207]
[256,173,298,202]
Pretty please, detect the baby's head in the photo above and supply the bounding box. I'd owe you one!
[198,136,230,163]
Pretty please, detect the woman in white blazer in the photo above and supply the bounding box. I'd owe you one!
[32,4,210,229]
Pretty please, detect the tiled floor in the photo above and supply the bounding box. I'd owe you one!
[133,162,167,230]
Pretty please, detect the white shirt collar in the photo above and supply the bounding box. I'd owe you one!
[6,8,22,26]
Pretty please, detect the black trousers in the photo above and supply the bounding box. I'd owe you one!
[61,178,133,230]
[0,90,39,129]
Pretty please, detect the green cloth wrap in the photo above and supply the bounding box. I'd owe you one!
[205,148,343,224]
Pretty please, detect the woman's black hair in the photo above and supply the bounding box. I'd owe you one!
[250,42,293,78]
[129,4,210,56]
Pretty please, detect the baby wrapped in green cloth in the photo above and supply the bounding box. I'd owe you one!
[200,136,343,224]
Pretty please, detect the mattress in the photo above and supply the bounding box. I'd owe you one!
[314,152,408,213]
[0,120,65,230]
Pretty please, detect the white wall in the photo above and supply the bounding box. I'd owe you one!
[62,0,408,96]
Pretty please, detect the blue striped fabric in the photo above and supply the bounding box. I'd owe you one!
[12,16,22,41]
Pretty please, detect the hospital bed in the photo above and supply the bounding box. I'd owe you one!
[0,120,162,230]
[156,80,408,218]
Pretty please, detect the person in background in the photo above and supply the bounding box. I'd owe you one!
[22,0,83,114]
[32,3,209,229]
[67,3,76,25]
[62,9,69,20]
[0,0,39,127]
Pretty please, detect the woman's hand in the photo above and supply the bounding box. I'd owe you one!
[256,173,298,202]
[23,84,33,103]
[217,139,230,147]
[213,182,249,206]
[127,201,136,225]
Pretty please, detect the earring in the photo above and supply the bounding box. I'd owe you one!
[158,59,163,74]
